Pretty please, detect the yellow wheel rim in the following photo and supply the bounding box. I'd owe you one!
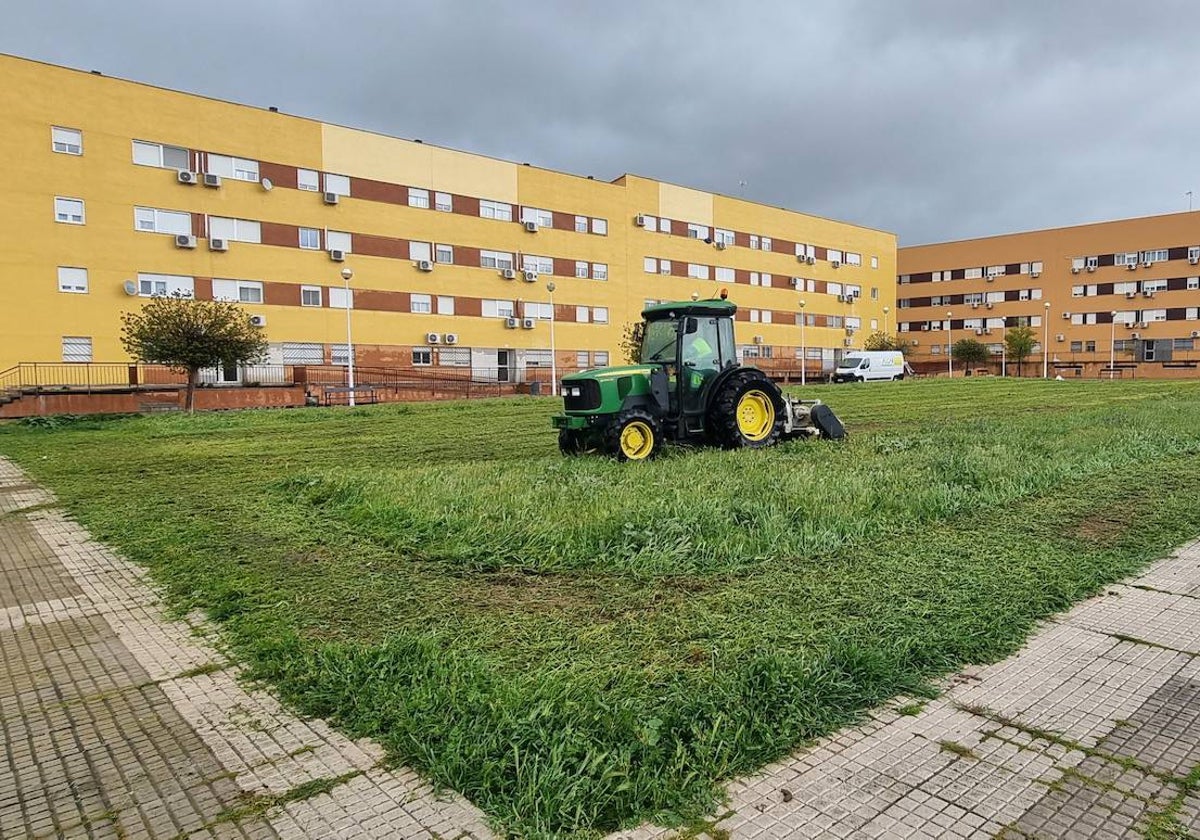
[736,390,775,441]
[619,420,655,460]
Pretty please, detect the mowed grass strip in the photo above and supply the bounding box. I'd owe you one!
[2,378,1199,837]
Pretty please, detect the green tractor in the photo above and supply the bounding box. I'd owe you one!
[551,296,845,460]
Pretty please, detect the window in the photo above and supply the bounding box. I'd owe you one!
[592,263,608,280]
[329,287,353,309]
[1086,341,1096,352]
[410,294,432,314]
[687,223,709,240]
[521,207,553,227]
[207,153,259,182]
[135,206,191,235]
[639,214,658,231]
[575,215,588,233]
[522,255,554,275]
[208,216,261,243]
[827,281,843,297]
[871,256,879,269]
[410,241,433,263]
[297,169,320,191]
[576,351,590,369]
[761,273,773,288]
[1086,256,1098,270]
[52,127,82,155]
[715,267,735,283]
[1188,277,1199,290]
[1188,246,1200,262]
[1174,338,1195,351]
[871,286,879,300]
[986,265,1006,278]
[1070,341,1083,353]
[480,250,514,270]
[658,260,671,275]
[212,279,264,303]
[592,306,609,324]
[1115,281,1138,295]
[761,237,772,252]
[591,218,608,235]
[644,257,658,274]
[965,267,983,280]
[1116,252,1138,267]
[326,230,353,253]
[828,249,843,263]
[525,302,553,320]
[324,173,351,196]
[132,140,189,170]
[482,299,515,318]
[480,199,512,221]
[594,351,609,366]
[298,228,322,250]
[714,228,734,246]
[1143,278,1168,293]
[408,188,430,209]
[1072,285,1085,297]
[750,235,759,250]
[54,197,85,224]
[331,344,356,366]
[1142,248,1168,264]
[62,336,92,363]
[845,252,862,266]
[437,295,454,315]
[137,273,194,298]
[828,315,843,328]
[439,347,470,366]
[301,286,322,307]
[687,264,709,280]
[435,192,453,212]
[526,350,553,367]
[658,217,671,233]
[576,261,590,279]
[282,342,323,364]
[576,306,590,323]
[846,316,861,330]
[1145,308,1167,322]
[435,244,453,264]
[57,266,88,293]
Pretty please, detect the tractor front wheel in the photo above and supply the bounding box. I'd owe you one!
[605,409,663,462]
[558,429,586,456]
[710,371,786,449]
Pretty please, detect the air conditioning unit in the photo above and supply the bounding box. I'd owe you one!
[177,170,198,185]
[911,339,920,346]
[1124,321,1135,329]
[523,221,539,233]
[1130,332,1141,339]
[329,249,346,262]
[209,238,229,252]
[1127,263,1137,271]
[790,277,803,288]
[249,315,266,327]
[521,318,535,329]
[660,267,671,276]
[845,327,855,336]
[986,276,995,283]
[416,260,434,272]
[971,303,980,309]
[504,317,519,329]
[634,214,647,227]
[753,335,764,345]
[426,332,441,344]
[1031,271,1041,278]
[1125,291,1137,299]
[1055,333,1065,342]
[1061,312,1070,320]
[975,328,984,336]
[445,333,459,345]
[843,338,854,347]
[323,191,340,205]
[984,328,993,335]
[501,268,517,280]
[1086,265,1096,273]
[521,269,538,282]
[1071,267,1081,274]
[921,324,930,331]
[986,302,994,309]
[1139,322,1149,329]
[1191,331,1200,339]
[1189,257,1199,265]
[203,173,222,188]
[831,260,841,269]
[1142,261,1152,268]
[175,234,196,249]
[805,255,815,265]
[715,240,727,250]
[1143,291,1155,298]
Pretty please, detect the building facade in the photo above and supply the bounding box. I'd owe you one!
[897,213,1200,378]
[0,54,896,387]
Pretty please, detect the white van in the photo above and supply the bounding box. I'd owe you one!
[832,351,909,383]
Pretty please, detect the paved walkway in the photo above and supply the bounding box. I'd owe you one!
[2,455,1198,839]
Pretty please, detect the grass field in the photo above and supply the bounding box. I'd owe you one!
[3,378,1200,837]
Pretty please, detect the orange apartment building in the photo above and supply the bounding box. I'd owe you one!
[897,212,1200,378]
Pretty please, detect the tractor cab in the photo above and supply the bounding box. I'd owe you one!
[552,296,845,460]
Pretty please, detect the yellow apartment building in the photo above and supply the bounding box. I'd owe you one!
[898,213,1200,378]
[1,53,896,388]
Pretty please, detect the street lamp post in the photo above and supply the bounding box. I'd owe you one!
[1043,301,1051,379]
[546,280,557,396]
[946,310,953,378]
[341,266,355,407]
[798,298,807,387]
[883,305,890,337]
[1109,310,1117,380]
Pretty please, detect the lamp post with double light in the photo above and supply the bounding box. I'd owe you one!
[546,280,557,396]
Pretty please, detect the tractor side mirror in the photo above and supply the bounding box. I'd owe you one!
[684,317,698,334]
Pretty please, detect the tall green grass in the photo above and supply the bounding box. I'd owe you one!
[2,378,1200,837]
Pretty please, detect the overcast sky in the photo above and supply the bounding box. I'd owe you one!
[6,1,1199,244]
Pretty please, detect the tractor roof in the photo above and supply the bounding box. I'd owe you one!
[642,299,738,320]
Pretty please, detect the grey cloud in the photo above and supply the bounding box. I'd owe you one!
[6,0,1200,244]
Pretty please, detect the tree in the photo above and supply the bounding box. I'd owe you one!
[1004,326,1037,377]
[862,331,910,356]
[619,321,645,365]
[951,338,990,373]
[121,294,268,413]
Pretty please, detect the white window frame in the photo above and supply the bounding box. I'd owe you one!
[207,153,259,182]
[438,347,470,366]
[132,140,189,170]
[326,230,353,254]
[479,199,513,221]
[575,215,588,233]
[592,263,608,281]
[592,306,609,324]
[329,287,353,309]
[591,218,608,235]
[594,351,609,367]
[687,223,709,240]
[137,272,194,298]
[299,227,322,250]
[521,207,553,227]
[435,192,453,212]
[323,173,351,196]
[135,206,191,236]
[750,235,759,250]
[208,216,261,243]
[410,293,432,314]
[576,305,590,323]
[62,336,92,363]
[282,342,324,365]
[437,295,455,315]
[715,266,735,283]
[331,344,356,366]
[413,348,433,366]
[870,256,879,269]
[297,169,320,191]
[643,257,658,274]
[761,237,772,252]
[52,127,82,155]
[54,196,85,225]
[480,250,514,270]
[57,266,88,294]
[687,263,709,280]
[845,252,862,266]
[435,244,454,264]
[300,286,322,307]
[409,241,433,263]
[211,279,264,303]
[407,187,430,209]
[482,299,516,318]
[522,255,554,275]
[658,217,671,234]
[577,261,590,278]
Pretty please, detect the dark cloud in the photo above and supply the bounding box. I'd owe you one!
[7,0,1199,244]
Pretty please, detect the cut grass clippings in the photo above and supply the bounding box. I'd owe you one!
[2,378,1199,837]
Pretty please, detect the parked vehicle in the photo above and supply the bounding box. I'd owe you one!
[832,351,908,383]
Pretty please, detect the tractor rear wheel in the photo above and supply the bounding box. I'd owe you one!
[558,429,586,456]
[605,409,663,461]
[710,371,786,449]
